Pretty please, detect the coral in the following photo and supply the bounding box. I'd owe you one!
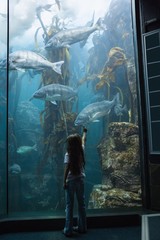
[89,122,141,208]
[89,185,142,209]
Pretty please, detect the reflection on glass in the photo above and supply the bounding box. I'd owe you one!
[0,0,142,216]
[0,0,7,216]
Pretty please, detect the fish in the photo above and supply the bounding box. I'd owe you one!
[36,4,53,14]
[45,18,103,49]
[0,13,7,18]
[0,50,64,75]
[114,103,127,116]
[79,11,95,48]
[86,11,95,27]
[74,93,119,126]
[9,163,21,175]
[17,144,37,155]
[30,83,77,103]
[55,0,61,10]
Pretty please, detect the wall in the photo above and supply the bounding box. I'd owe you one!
[136,0,160,210]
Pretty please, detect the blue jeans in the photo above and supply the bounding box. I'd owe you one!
[64,177,87,235]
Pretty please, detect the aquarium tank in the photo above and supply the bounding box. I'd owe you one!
[0,0,142,217]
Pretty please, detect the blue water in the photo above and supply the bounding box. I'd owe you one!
[0,0,142,216]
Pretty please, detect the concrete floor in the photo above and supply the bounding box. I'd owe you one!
[0,226,141,240]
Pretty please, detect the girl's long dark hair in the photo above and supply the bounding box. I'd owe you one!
[66,134,85,175]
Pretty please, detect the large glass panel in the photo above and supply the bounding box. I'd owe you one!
[0,0,7,216]
[4,0,141,216]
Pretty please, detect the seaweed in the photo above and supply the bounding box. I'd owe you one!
[34,18,77,206]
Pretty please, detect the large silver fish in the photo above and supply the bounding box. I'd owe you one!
[45,18,102,49]
[17,144,37,155]
[74,93,119,126]
[0,50,64,75]
[31,83,77,102]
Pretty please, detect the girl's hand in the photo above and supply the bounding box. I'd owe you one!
[83,127,87,133]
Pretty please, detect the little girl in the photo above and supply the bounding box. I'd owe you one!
[63,128,87,237]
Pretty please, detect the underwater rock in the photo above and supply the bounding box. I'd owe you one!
[99,122,140,190]
[88,184,142,209]
[89,122,141,208]
[21,173,54,210]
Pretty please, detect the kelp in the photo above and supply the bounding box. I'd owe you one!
[95,47,127,91]
[34,16,77,209]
